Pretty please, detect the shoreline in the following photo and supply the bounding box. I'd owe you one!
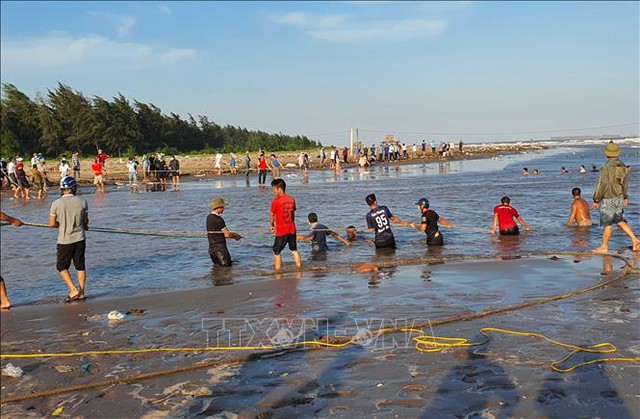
[11,143,548,186]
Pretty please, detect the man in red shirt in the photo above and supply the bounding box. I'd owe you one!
[91,157,105,193]
[258,152,268,185]
[490,196,531,235]
[96,149,109,167]
[270,178,301,271]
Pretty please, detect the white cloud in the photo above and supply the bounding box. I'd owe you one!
[269,11,446,44]
[269,12,350,28]
[157,3,172,15]
[309,19,446,44]
[0,34,197,76]
[87,11,137,38]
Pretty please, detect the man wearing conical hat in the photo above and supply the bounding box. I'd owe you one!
[592,142,640,253]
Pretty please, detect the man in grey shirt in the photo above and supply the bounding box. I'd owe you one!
[49,176,89,302]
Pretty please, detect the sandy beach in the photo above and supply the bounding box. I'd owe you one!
[35,142,547,185]
[1,253,638,417]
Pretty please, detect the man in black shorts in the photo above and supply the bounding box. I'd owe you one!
[409,198,454,245]
[365,193,408,248]
[207,197,242,267]
[49,176,89,303]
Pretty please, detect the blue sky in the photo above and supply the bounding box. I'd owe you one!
[1,1,638,146]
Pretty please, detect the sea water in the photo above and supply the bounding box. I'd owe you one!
[1,144,638,306]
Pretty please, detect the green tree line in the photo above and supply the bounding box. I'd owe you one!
[1,83,320,158]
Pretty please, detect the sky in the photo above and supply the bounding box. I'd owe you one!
[1,1,638,146]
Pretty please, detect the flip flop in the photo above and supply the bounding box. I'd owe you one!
[64,294,80,303]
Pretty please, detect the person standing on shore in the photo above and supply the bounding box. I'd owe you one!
[270,154,282,179]
[49,176,89,303]
[214,152,223,175]
[72,151,81,180]
[244,152,251,176]
[207,197,242,267]
[365,193,409,248]
[592,142,640,253]
[229,152,237,175]
[409,198,454,246]
[59,157,71,178]
[258,152,268,185]
[489,196,531,235]
[567,187,592,227]
[270,178,302,271]
[0,212,24,310]
[169,155,180,189]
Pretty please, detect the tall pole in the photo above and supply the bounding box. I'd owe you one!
[350,127,354,157]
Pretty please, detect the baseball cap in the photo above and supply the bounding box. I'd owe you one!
[210,197,229,210]
[415,198,430,206]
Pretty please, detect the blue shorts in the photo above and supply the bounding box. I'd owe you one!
[599,196,625,227]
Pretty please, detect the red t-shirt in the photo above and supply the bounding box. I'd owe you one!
[271,194,296,236]
[258,156,267,170]
[494,204,519,230]
[92,162,103,176]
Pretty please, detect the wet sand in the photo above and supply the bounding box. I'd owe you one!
[2,254,638,418]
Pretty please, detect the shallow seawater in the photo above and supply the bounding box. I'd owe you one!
[1,144,638,305]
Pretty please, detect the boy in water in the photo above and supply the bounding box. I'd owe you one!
[207,197,242,267]
[490,196,531,235]
[270,178,302,270]
[365,193,408,248]
[298,213,350,252]
[567,187,592,227]
[409,198,454,245]
[346,226,373,244]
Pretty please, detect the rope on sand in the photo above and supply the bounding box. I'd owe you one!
[1,251,638,404]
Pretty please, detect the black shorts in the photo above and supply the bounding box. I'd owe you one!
[426,231,444,246]
[500,226,520,236]
[273,234,297,255]
[57,240,86,272]
[210,244,232,267]
[374,237,396,249]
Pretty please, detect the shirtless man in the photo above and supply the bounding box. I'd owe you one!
[567,187,592,227]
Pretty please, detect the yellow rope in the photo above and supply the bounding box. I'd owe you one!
[2,327,638,374]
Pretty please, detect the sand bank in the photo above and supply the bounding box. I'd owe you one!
[1,254,638,417]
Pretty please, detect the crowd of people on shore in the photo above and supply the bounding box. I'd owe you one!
[0,141,638,310]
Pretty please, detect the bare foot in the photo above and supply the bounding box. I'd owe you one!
[633,241,640,253]
[1,302,11,310]
[592,247,609,254]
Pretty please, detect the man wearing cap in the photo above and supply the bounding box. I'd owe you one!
[207,197,242,267]
[410,198,454,245]
[365,193,409,248]
[592,142,640,253]
[49,176,89,303]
